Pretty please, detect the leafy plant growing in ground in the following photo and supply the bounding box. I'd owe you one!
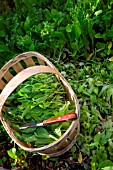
[0,59,113,170]
[64,59,113,170]
[0,0,113,67]
[0,0,113,169]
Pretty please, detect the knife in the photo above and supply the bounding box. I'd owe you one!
[20,112,77,129]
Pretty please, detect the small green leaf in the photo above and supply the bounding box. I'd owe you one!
[78,83,85,93]
[66,24,72,32]
[107,88,113,101]
[78,152,83,163]
[42,155,50,160]
[94,132,102,143]
[74,18,81,40]
[14,132,24,141]
[94,10,102,16]
[102,167,113,170]
[2,157,7,163]
[108,57,113,62]
[59,101,70,115]
[106,28,113,38]
[7,148,17,159]
[24,16,30,31]
[35,127,50,138]
[24,135,37,143]
[11,159,17,166]
[93,87,98,95]
[54,125,62,137]
[35,127,57,141]
[108,42,112,50]
[29,43,35,51]
[21,127,36,133]
[99,85,113,96]
[87,142,98,149]
[12,148,16,156]
[22,107,30,118]
[95,33,105,39]
[99,160,113,168]
[23,161,28,167]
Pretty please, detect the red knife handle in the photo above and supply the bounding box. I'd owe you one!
[43,112,77,125]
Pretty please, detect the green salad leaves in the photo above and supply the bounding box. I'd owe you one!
[4,73,75,147]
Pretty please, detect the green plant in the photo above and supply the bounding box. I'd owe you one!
[4,73,75,147]
[0,0,113,68]
[7,147,28,168]
[0,0,113,169]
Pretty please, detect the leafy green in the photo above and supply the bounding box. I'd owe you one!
[0,0,113,68]
[0,0,113,168]
[5,73,75,147]
[7,148,17,159]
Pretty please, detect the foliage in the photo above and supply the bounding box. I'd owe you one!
[0,59,113,169]
[0,0,113,169]
[0,0,113,68]
[61,59,113,170]
[4,73,74,147]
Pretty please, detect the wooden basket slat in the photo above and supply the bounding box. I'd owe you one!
[56,140,69,149]
[12,62,24,73]
[0,58,20,79]
[41,140,70,155]
[0,79,6,90]
[38,58,45,65]
[0,52,57,80]
[3,71,14,82]
[68,129,77,140]
[24,58,35,67]
[2,106,7,113]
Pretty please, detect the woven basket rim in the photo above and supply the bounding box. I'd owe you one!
[0,52,80,155]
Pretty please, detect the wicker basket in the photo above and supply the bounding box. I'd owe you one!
[0,52,80,157]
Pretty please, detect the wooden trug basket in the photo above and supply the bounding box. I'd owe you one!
[0,52,80,157]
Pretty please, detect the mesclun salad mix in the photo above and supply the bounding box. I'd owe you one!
[3,73,75,147]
